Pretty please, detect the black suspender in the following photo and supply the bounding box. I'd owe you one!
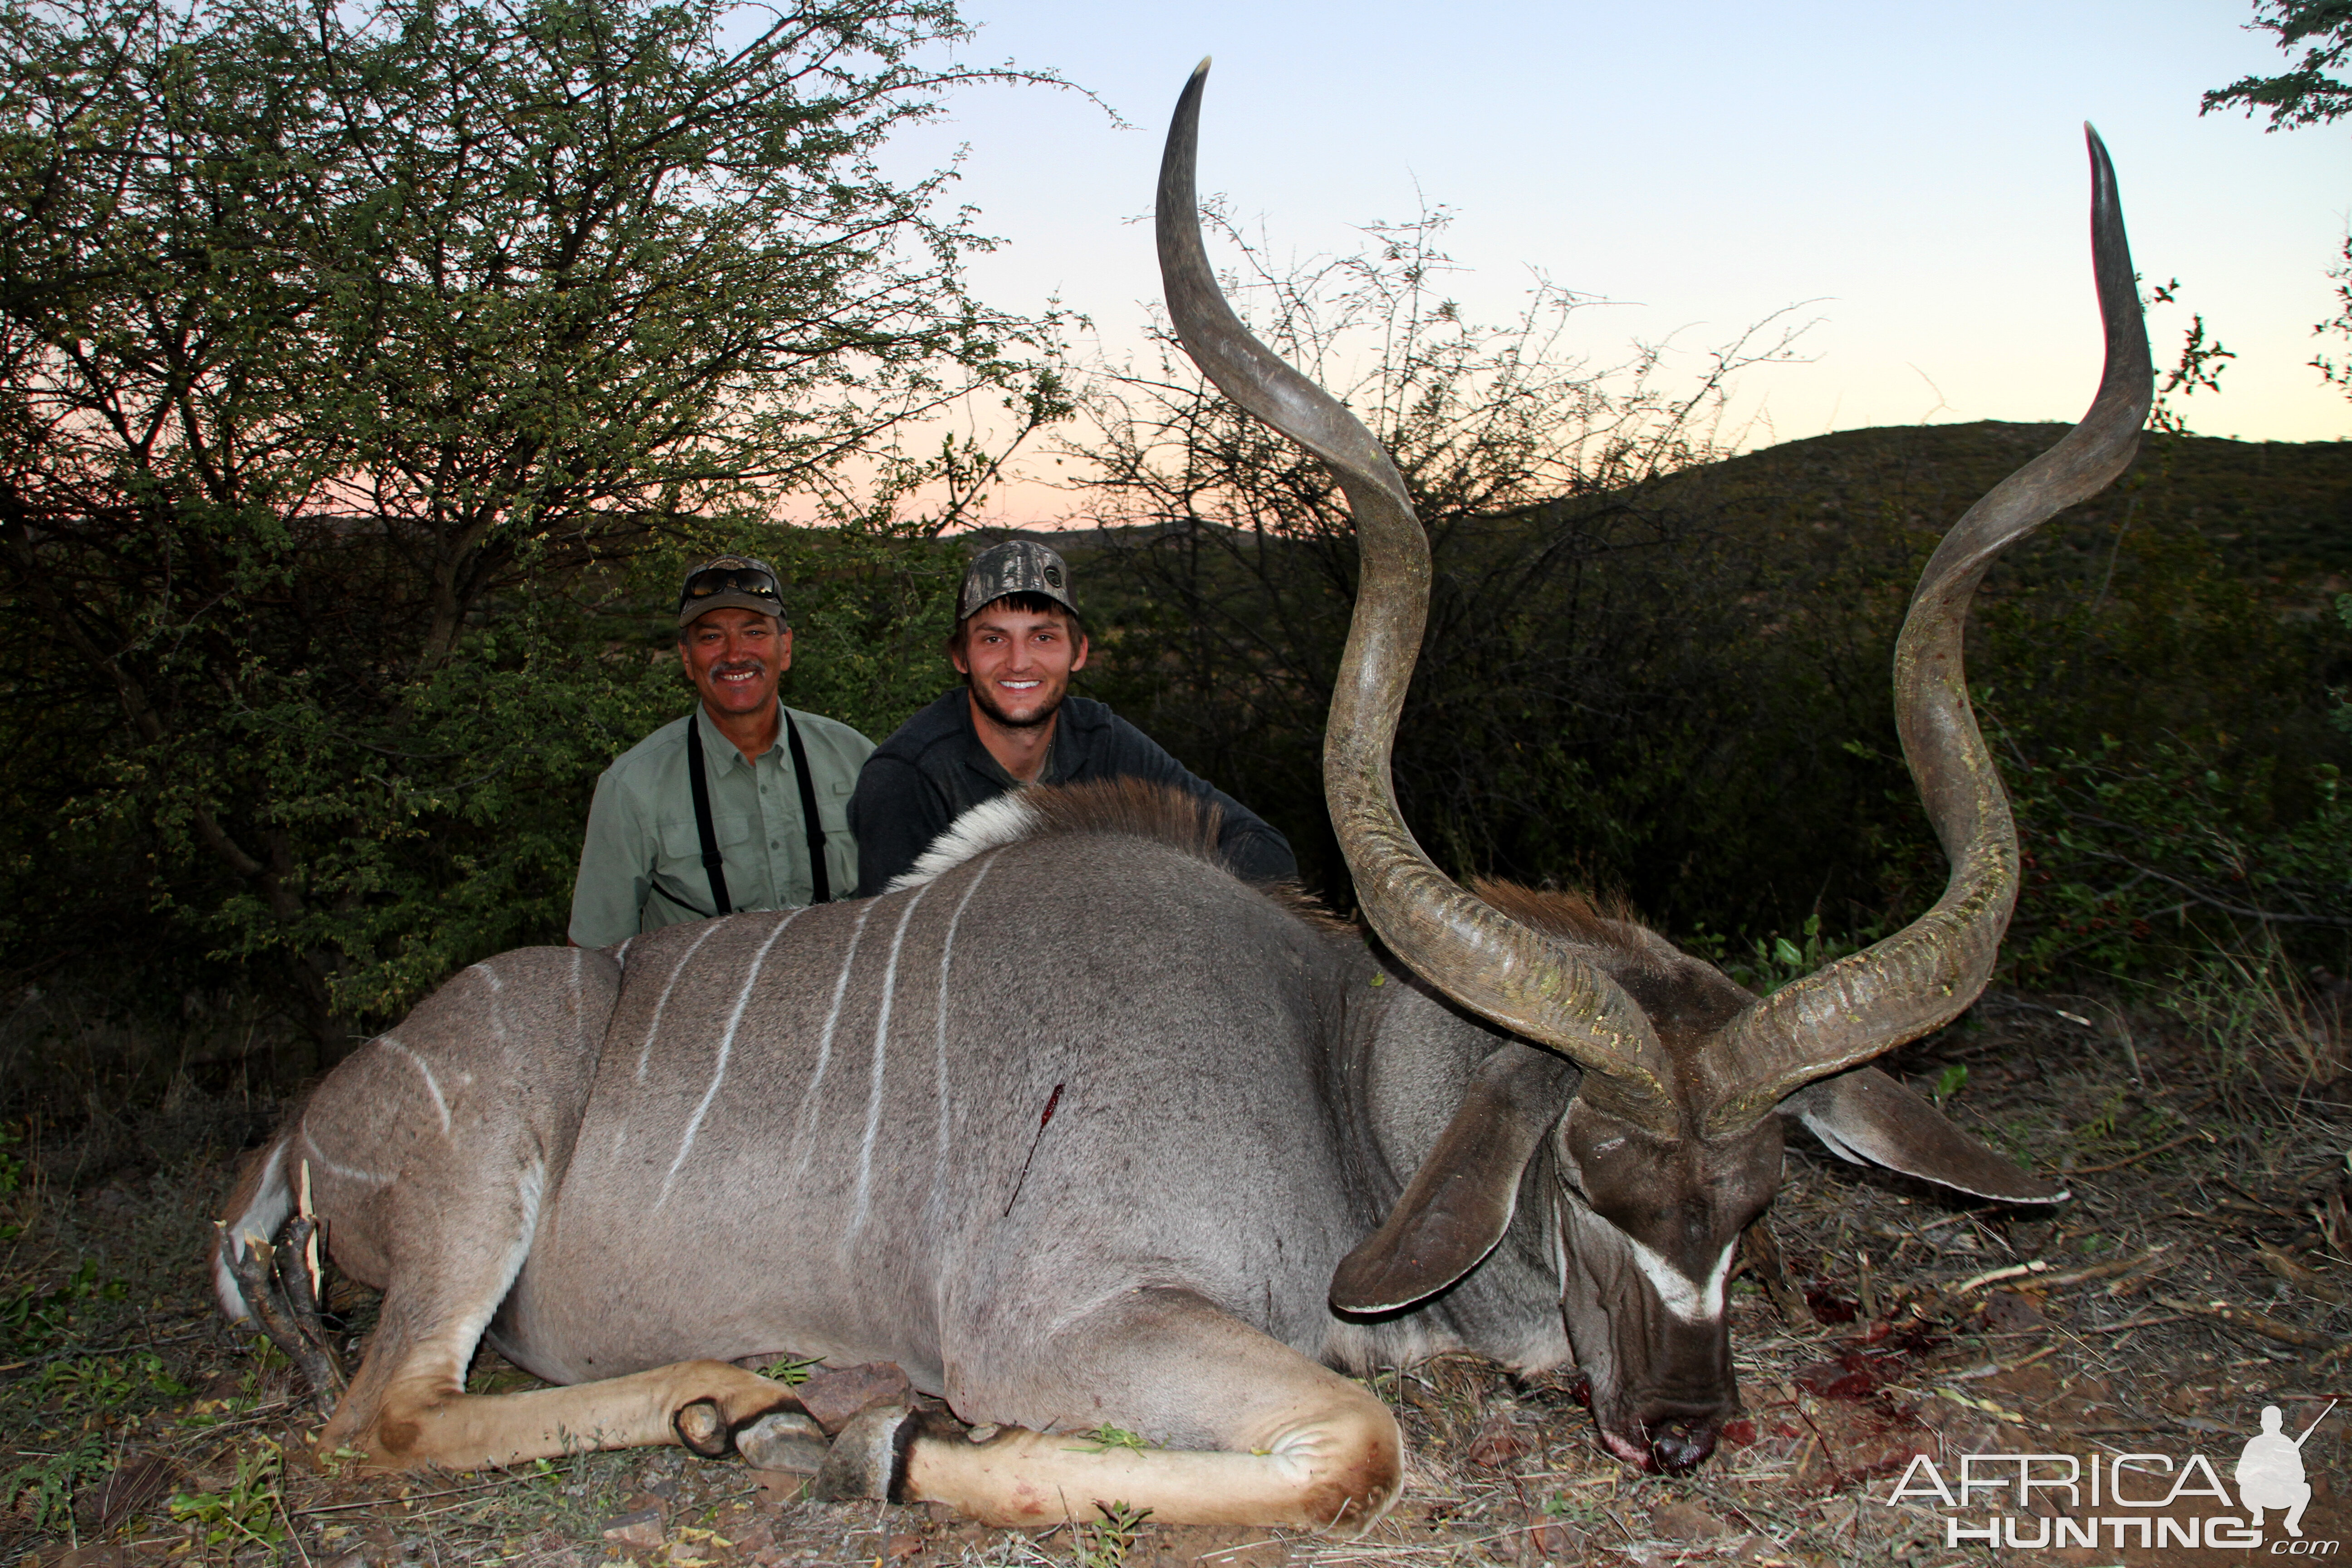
[784,711,832,904]
[683,708,830,916]
[686,710,732,916]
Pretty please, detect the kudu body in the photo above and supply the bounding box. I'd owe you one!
[216,65,2151,1530]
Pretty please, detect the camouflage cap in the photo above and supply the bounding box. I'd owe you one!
[957,539,1078,622]
[677,554,787,630]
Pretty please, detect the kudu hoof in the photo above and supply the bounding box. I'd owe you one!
[673,1398,733,1458]
[735,1407,828,1474]
[225,1219,346,1414]
[807,1404,920,1502]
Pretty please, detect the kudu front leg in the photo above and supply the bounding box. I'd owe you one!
[324,1195,821,1470]
[817,1289,1401,1533]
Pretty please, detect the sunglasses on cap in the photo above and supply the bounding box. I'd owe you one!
[679,564,782,608]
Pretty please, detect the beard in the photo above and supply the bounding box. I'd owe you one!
[969,677,1066,731]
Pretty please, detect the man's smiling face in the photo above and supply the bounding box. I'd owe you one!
[953,601,1088,731]
[683,606,791,722]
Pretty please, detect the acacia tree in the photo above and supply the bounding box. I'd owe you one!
[2202,0,2352,399]
[2202,0,2352,129]
[0,0,1064,1042]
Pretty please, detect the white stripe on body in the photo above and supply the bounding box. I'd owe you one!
[789,902,877,1177]
[847,881,934,1237]
[380,1036,451,1136]
[298,1123,393,1188]
[927,855,1000,1231]
[481,960,509,1043]
[658,910,804,1208]
[446,1158,545,1355]
[637,921,725,1083]
[1624,1237,1739,1324]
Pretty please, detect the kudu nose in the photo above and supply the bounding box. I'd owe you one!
[1644,1415,1720,1474]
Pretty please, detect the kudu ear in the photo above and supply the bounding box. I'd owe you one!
[1330,1043,1579,1314]
[1782,1067,2065,1204]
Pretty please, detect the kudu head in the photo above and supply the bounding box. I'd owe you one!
[1156,62,2151,1471]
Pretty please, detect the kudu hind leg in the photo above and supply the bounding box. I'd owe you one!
[222,1217,346,1411]
[838,1289,1401,1532]
[218,1137,346,1409]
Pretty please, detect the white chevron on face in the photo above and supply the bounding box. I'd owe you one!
[1622,1235,1737,1325]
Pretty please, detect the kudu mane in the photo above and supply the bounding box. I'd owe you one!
[897,775,1352,933]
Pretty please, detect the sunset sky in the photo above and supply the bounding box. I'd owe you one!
[867,0,2345,519]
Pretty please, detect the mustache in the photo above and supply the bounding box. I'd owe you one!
[709,658,766,677]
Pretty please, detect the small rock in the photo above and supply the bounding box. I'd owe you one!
[884,1535,923,1561]
[1984,1289,2046,1331]
[794,1363,915,1433]
[601,1509,666,1552]
[1465,1413,1535,1468]
[1651,1501,1734,1540]
[1526,1519,1586,1558]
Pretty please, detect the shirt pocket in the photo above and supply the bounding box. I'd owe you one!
[817,777,854,836]
[657,813,757,874]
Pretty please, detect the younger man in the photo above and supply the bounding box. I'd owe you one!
[849,540,1294,894]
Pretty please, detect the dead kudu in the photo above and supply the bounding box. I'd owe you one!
[215,65,2151,1531]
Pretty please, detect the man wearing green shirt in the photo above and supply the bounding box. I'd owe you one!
[568,555,874,948]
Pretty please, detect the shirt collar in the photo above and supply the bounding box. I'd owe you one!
[697,701,779,773]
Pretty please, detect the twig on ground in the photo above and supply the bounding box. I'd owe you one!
[2156,1295,2339,1352]
[2034,1246,2170,1291]
[2069,1128,2218,1175]
[1954,1260,2051,1294]
[2081,1311,2190,1333]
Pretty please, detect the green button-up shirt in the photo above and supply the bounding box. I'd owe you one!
[568,703,875,948]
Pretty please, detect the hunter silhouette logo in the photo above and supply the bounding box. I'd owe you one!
[1884,1399,2338,1552]
[2240,1404,2323,1538]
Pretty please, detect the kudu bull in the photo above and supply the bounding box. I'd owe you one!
[215,63,2151,1530]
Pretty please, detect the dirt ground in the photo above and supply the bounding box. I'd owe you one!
[2,988,2347,1568]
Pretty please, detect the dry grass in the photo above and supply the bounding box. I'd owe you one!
[3,987,2347,1568]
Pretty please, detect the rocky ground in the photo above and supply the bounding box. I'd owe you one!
[2,990,2346,1568]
